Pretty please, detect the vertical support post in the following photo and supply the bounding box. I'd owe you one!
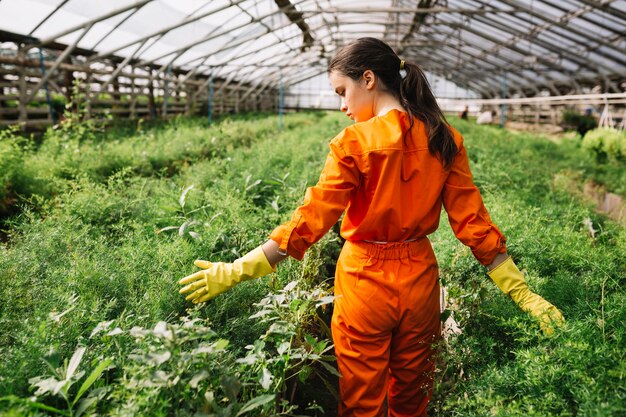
[130,66,137,119]
[279,70,284,130]
[38,48,58,124]
[17,46,28,129]
[148,69,156,119]
[163,64,171,117]
[501,72,507,128]
[84,72,92,120]
[208,74,214,125]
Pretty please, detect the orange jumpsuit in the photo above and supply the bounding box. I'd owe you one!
[270,109,506,416]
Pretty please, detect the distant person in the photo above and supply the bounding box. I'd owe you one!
[460,105,469,120]
[179,38,565,416]
[477,109,497,125]
[578,108,597,137]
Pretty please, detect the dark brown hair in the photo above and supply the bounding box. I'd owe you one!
[328,37,457,169]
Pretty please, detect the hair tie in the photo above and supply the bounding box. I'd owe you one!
[399,59,407,79]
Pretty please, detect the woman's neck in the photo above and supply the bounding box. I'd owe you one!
[373,93,405,117]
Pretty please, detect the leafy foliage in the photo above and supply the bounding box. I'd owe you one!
[1,113,624,416]
[582,127,626,163]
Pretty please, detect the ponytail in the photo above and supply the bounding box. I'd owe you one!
[399,62,457,169]
[328,37,458,169]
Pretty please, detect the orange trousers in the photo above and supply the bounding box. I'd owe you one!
[332,239,441,417]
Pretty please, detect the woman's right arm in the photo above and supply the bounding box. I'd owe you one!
[268,134,360,261]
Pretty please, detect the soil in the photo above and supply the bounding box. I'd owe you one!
[553,170,626,226]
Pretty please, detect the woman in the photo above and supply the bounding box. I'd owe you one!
[179,38,564,416]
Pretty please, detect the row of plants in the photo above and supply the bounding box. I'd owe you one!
[0,105,306,224]
[429,118,625,416]
[0,110,346,415]
[1,112,624,415]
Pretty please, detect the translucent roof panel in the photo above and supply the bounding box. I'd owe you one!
[0,0,624,97]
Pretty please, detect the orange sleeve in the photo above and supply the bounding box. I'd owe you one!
[269,134,360,260]
[442,135,507,265]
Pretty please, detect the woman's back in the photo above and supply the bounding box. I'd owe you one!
[337,108,450,243]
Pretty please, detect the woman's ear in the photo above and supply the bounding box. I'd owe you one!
[362,70,376,90]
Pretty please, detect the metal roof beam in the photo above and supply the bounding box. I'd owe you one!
[299,6,501,14]
[128,2,312,68]
[500,0,626,59]
[400,43,505,94]
[401,0,435,44]
[468,19,598,71]
[439,18,571,74]
[539,0,625,36]
[414,25,558,93]
[274,0,315,51]
[25,24,94,102]
[38,0,152,46]
[90,0,248,61]
[28,0,70,36]
[214,50,321,96]
[90,2,151,51]
[175,13,324,91]
[575,0,626,21]
[410,46,528,95]
[498,0,626,67]
[467,13,614,75]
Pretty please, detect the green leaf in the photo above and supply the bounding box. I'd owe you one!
[27,400,69,415]
[214,338,230,351]
[318,360,341,378]
[74,396,98,417]
[259,367,273,390]
[179,184,194,208]
[277,341,290,355]
[2,395,67,414]
[156,225,178,234]
[66,347,86,381]
[72,358,112,406]
[440,309,452,322]
[221,375,241,402]
[235,394,275,416]
[304,334,317,348]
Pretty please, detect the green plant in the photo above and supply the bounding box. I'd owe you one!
[0,127,23,215]
[582,128,626,163]
[1,112,624,416]
[14,346,112,417]
[157,185,209,240]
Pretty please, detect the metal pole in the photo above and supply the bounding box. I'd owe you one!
[279,70,284,130]
[39,48,57,124]
[501,72,507,128]
[163,64,171,117]
[208,74,214,125]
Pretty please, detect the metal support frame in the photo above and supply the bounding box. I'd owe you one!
[38,48,57,124]
[26,24,94,102]
[501,72,507,128]
[208,74,214,124]
[163,64,171,116]
[91,0,249,61]
[279,70,284,129]
[3,0,625,121]
[38,1,152,46]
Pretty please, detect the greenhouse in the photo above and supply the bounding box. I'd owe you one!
[0,1,625,416]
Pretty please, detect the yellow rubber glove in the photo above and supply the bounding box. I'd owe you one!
[488,257,565,335]
[179,246,276,304]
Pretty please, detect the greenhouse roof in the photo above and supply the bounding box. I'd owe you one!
[0,0,624,97]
